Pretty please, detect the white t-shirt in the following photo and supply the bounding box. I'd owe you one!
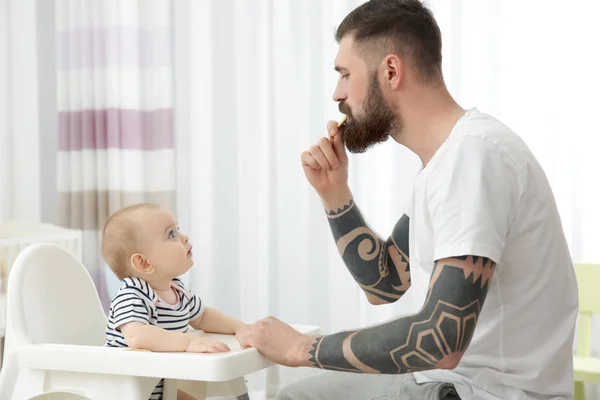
[409,108,578,400]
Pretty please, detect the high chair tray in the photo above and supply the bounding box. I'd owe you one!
[18,324,320,382]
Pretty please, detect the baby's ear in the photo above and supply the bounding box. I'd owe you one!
[130,253,154,274]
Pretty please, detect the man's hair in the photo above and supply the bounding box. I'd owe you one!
[335,0,443,84]
[101,203,160,280]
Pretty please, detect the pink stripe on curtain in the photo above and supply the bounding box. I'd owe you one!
[59,109,174,150]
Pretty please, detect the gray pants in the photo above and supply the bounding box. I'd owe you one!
[276,371,461,400]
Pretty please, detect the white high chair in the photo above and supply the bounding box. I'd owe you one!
[0,243,319,399]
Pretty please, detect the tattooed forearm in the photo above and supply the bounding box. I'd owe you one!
[308,256,496,374]
[327,199,411,303]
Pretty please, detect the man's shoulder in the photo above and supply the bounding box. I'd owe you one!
[427,109,533,181]
[452,108,533,167]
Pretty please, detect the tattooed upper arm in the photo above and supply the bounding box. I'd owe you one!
[405,255,497,369]
[309,255,496,374]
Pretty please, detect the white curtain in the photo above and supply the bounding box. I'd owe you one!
[0,0,42,224]
[174,0,600,398]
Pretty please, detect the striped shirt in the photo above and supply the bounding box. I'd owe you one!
[105,276,206,400]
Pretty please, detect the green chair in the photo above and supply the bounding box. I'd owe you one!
[573,263,600,400]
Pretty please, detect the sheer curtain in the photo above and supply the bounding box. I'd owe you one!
[174,0,600,397]
[0,0,42,224]
[55,0,176,311]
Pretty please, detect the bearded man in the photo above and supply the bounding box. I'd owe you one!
[236,1,578,400]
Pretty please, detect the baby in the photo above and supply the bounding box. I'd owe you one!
[101,203,246,400]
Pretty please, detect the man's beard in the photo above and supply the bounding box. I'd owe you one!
[339,73,401,154]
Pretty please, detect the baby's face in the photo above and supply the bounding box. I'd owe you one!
[137,207,194,279]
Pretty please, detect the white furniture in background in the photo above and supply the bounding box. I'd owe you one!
[0,221,82,361]
[0,242,320,399]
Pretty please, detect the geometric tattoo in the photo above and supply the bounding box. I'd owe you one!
[327,199,411,303]
[308,256,496,374]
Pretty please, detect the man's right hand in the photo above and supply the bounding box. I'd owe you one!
[301,120,349,198]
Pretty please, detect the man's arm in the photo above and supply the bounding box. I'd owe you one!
[305,255,496,373]
[325,191,411,305]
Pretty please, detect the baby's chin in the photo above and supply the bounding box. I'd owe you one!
[168,262,193,280]
[173,258,194,275]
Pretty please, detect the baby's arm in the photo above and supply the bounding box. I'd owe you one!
[190,307,246,334]
[120,321,230,353]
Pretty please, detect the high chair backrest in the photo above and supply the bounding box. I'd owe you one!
[6,242,107,346]
[0,243,109,399]
[574,263,600,358]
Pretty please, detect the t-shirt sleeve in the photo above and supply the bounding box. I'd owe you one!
[427,136,524,264]
[110,287,154,330]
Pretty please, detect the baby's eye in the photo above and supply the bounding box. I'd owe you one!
[168,230,176,239]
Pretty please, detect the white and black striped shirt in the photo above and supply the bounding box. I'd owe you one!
[105,276,206,399]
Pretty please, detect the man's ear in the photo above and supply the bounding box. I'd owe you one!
[381,53,404,90]
[131,253,155,274]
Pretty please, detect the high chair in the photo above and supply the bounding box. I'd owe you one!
[573,263,600,400]
[0,243,319,399]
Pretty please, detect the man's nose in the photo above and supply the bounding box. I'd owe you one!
[332,82,346,103]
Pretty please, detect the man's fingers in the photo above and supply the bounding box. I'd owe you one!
[236,330,252,349]
[332,129,348,162]
[317,137,340,169]
[327,120,342,138]
[300,151,321,170]
[326,119,348,162]
[309,145,332,170]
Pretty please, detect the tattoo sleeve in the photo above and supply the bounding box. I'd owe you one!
[308,256,496,373]
[327,199,411,303]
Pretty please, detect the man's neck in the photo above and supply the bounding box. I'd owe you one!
[391,86,465,167]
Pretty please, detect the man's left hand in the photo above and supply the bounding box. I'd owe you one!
[235,317,316,368]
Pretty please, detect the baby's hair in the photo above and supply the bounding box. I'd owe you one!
[101,203,161,280]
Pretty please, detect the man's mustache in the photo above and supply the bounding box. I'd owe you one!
[338,102,352,117]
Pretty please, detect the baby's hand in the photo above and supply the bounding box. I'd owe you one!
[185,337,230,353]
